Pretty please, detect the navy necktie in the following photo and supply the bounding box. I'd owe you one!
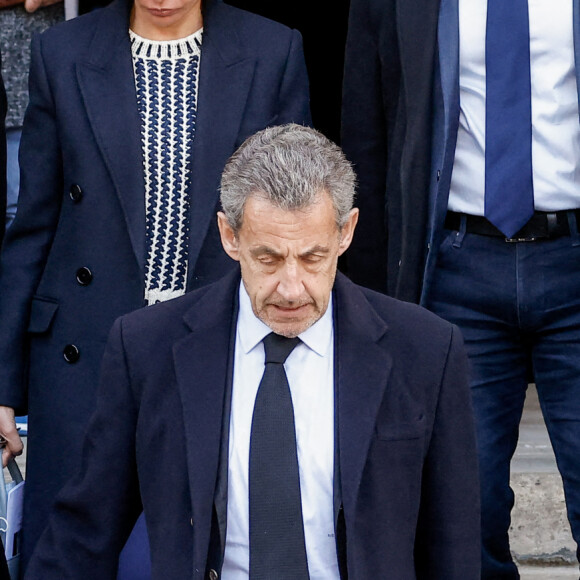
[249,333,310,580]
[484,0,534,238]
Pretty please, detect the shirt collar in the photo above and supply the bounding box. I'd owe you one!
[237,282,333,357]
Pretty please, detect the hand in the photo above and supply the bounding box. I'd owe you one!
[0,406,23,467]
[24,0,62,12]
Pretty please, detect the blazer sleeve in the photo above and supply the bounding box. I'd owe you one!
[414,325,481,579]
[341,0,391,292]
[0,33,64,412]
[274,28,312,127]
[25,317,141,578]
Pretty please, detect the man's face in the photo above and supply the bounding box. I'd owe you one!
[218,191,358,337]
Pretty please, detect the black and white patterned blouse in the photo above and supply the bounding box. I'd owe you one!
[130,28,202,305]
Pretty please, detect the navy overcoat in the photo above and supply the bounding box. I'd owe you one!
[0,0,310,560]
[27,271,481,579]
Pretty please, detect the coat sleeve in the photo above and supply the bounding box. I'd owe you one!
[274,28,312,127]
[25,317,142,579]
[340,0,392,292]
[0,33,63,412]
[414,325,481,579]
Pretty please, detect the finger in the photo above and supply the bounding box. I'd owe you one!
[24,0,42,12]
[1,445,13,468]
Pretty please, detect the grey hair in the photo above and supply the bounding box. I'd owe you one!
[219,124,356,232]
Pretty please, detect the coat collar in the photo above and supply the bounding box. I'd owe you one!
[76,0,256,278]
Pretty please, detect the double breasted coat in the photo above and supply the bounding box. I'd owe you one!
[0,0,310,561]
[26,270,481,579]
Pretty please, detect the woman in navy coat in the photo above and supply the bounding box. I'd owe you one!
[0,0,310,569]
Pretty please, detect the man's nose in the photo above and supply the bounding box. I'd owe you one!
[277,262,304,301]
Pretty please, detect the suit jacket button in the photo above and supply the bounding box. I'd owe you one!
[69,184,83,202]
[63,344,80,364]
[208,569,218,580]
[76,267,93,286]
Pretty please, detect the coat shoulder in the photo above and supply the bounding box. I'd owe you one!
[336,273,459,350]
[113,271,239,347]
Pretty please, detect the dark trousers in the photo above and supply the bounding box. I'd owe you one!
[427,218,580,579]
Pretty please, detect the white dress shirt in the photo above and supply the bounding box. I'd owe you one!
[221,283,340,580]
[448,0,580,214]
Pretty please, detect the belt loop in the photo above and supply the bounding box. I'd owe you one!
[567,210,580,247]
[452,214,467,248]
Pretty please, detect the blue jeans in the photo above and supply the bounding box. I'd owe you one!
[426,220,580,579]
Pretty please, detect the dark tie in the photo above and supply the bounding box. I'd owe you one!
[484,0,534,238]
[249,332,310,580]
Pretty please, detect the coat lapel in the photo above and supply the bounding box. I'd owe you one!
[333,274,392,524]
[187,1,256,279]
[76,0,146,272]
[173,269,240,571]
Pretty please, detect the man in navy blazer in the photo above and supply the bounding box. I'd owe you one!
[27,124,480,579]
[342,0,580,577]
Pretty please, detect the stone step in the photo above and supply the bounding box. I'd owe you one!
[519,566,578,579]
[510,385,577,567]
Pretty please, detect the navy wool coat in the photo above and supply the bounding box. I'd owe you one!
[0,0,310,561]
[27,270,481,579]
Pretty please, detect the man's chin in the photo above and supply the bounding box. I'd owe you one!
[263,315,317,338]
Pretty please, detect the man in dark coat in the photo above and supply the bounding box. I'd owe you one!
[26,124,480,579]
[342,0,580,576]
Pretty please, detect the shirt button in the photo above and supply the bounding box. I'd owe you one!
[69,184,83,202]
[63,344,80,364]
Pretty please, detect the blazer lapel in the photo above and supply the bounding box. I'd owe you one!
[187,1,256,279]
[76,0,146,272]
[432,0,461,236]
[333,274,392,525]
[437,0,460,151]
[173,269,240,570]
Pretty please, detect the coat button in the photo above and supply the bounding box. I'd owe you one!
[208,570,218,580]
[63,344,80,364]
[69,184,83,202]
[76,267,93,286]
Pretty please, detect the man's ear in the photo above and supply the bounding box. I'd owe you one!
[217,212,240,261]
[338,208,359,256]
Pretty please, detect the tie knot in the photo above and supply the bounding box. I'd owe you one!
[263,333,300,364]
